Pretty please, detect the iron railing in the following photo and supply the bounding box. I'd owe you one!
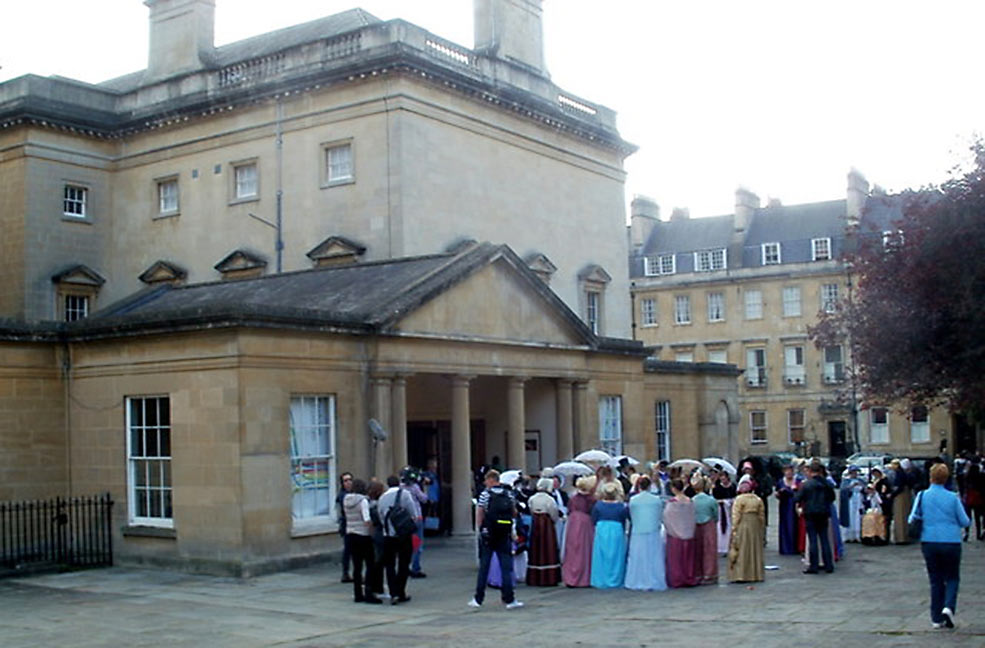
[0,493,114,576]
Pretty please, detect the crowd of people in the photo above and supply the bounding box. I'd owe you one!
[333,449,981,629]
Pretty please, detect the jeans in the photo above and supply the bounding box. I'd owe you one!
[383,536,412,598]
[339,518,351,575]
[474,532,515,605]
[348,534,375,600]
[805,514,834,572]
[921,542,962,623]
[411,519,424,573]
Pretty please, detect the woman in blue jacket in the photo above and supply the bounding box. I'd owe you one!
[909,462,971,629]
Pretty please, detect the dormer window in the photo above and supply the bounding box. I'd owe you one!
[761,242,781,265]
[644,254,676,276]
[812,237,831,260]
[694,248,726,272]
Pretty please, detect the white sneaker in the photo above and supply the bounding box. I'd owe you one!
[931,622,943,629]
[467,598,482,608]
[505,600,524,610]
[942,607,955,628]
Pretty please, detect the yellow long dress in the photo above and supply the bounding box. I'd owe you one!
[728,493,765,583]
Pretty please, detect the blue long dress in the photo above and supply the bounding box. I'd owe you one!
[776,476,800,555]
[624,491,667,591]
[590,500,628,588]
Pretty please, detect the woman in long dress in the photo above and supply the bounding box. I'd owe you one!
[562,475,596,587]
[526,478,561,586]
[713,472,736,555]
[664,479,699,588]
[691,476,719,585]
[839,466,865,542]
[775,465,801,555]
[590,481,628,588]
[728,477,765,583]
[624,476,667,591]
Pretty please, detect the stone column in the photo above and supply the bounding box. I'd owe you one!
[371,376,392,480]
[572,380,591,453]
[556,379,574,461]
[450,375,473,535]
[507,377,527,472]
[391,376,408,474]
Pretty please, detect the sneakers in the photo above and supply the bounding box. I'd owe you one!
[409,571,427,579]
[467,598,482,608]
[931,622,943,629]
[942,607,955,628]
[505,600,525,610]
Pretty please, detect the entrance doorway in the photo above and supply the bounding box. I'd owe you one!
[828,421,848,458]
[954,414,978,454]
[525,430,542,473]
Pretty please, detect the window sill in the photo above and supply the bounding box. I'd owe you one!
[674,322,692,327]
[229,196,259,206]
[750,440,768,445]
[153,211,180,221]
[61,215,93,225]
[123,525,176,539]
[291,520,339,538]
[320,178,355,190]
[640,323,658,328]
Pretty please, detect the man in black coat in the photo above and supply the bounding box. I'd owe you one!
[796,460,836,574]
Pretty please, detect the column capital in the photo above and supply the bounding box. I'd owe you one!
[556,377,575,388]
[449,374,475,387]
[508,375,529,387]
[370,374,394,385]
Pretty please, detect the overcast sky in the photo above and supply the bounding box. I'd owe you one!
[3,1,983,218]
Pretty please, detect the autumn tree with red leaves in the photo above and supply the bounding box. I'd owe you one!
[811,141,985,419]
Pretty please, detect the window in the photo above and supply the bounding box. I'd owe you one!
[750,410,767,444]
[823,345,844,383]
[744,289,763,319]
[910,405,930,443]
[783,345,805,385]
[324,142,353,184]
[812,237,831,261]
[598,396,622,456]
[694,248,727,272]
[674,350,694,363]
[707,349,728,364]
[290,395,337,528]
[762,242,781,265]
[63,185,87,218]
[707,292,725,322]
[821,283,839,313]
[788,409,806,444]
[126,396,172,528]
[782,286,801,317]
[644,254,676,276]
[674,295,691,325]
[655,401,671,462]
[158,178,179,215]
[883,229,905,249]
[870,407,889,444]
[640,298,657,326]
[746,347,767,387]
[64,294,89,322]
[586,291,600,334]
[233,162,258,200]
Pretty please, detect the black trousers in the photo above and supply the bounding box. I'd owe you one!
[383,536,412,598]
[805,514,834,572]
[348,534,375,600]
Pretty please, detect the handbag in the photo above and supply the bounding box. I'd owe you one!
[908,491,923,541]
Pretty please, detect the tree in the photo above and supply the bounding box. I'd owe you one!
[811,141,985,419]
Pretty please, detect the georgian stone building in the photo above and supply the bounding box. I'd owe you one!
[628,173,976,460]
[0,1,739,574]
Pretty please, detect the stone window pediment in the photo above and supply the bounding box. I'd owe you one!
[306,236,367,267]
[51,264,106,288]
[524,252,557,284]
[139,260,188,285]
[214,249,267,280]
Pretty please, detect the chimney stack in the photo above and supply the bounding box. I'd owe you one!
[474,0,548,75]
[734,187,760,232]
[145,0,216,80]
[846,168,869,226]
[670,207,690,222]
[630,195,660,250]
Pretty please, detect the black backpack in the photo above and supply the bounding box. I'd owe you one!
[385,489,418,538]
[484,486,514,536]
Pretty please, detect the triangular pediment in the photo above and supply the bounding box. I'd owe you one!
[51,264,105,287]
[214,249,267,273]
[578,263,611,284]
[525,252,557,276]
[306,236,366,264]
[139,260,188,285]
[394,257,588,346]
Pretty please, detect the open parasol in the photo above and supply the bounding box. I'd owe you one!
[552,461,595,477]
[499,469,523,486]
[668,458,711,473]
[574,449,613,465]
[702,457,737,477]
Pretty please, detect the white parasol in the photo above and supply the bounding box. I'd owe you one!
[702,457,737,477]
[499,469,523,486]
[608,454,641,468]
[552,461,595,477]
[574,449,613,465]
[668,458,711,473]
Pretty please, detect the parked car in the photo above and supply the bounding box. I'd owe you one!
[842,452,894,482]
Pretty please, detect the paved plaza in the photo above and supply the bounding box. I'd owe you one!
[1,523,982,648]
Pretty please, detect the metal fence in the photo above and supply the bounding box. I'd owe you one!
[0,493,114,576]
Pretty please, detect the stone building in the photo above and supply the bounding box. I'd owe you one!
[629,172,976,460]
[0,1,739,574]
